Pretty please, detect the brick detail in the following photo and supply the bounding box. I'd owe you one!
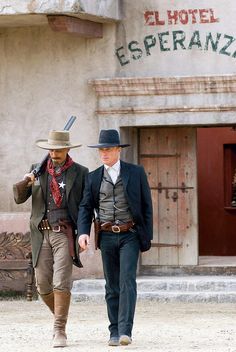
[89,75,236,96]
[48,15,103,38]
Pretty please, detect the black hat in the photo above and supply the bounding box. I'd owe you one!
[88,129,130,148]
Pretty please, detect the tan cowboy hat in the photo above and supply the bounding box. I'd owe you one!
[35,130,82,150]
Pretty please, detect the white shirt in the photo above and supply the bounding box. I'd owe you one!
[104,160,120,184]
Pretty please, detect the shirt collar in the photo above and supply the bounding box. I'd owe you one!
[104,160,120,172]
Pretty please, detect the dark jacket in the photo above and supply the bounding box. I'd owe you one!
[14,162,88,267]
[78,160,153,252]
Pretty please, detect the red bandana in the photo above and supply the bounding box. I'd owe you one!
[47,155,74,208]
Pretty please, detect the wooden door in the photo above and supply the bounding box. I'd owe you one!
[198,127,236,255]
[139,127,198,266]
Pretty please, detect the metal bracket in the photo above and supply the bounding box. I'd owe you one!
[152,243,183,248]
[152,182,194,200]
[156,182,194,193]
[140,153,180,158]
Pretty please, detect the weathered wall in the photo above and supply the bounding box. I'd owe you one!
[0,24,117,212]
[93,0,236,130]
[0,22,118,280]
[115,0,236,77]
[1,1,236,282]
[3,1,236,209]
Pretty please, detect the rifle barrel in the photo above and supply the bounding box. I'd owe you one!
[63,116,76,131]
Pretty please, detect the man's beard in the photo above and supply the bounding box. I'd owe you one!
[52,158,61,166]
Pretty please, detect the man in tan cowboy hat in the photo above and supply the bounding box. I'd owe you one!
[13,130,88,348]
[78,129,153,346]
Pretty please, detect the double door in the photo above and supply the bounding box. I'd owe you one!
[139,127,198,266]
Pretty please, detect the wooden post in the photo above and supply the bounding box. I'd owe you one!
[26,252,34,301]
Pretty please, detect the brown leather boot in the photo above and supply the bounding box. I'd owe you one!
[53,290,71,348]
[40,292,54,314]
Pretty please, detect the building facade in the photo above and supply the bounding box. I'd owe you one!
[1,1,236,291]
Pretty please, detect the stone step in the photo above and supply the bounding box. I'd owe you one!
[137,276,236,291]
[140,265,236,276]
[71,276,236,303]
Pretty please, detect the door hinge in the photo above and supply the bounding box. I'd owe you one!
[151,182,194,200]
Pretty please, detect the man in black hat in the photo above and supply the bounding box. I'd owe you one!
[13,130,88,348]
[78,129,153,346]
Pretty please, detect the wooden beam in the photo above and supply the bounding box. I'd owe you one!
[47,15,103,38]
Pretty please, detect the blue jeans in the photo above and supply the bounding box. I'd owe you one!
[100,231,140,338]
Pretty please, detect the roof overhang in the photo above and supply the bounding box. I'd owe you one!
[0,1,120,28]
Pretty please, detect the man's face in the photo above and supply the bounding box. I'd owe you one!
[98,147,121,167]
[49,148,70,165]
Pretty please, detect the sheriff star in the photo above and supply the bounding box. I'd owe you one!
[58,181,66,189]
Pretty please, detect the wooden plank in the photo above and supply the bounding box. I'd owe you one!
[141,189,159,266]
[0,259,28,270]
[177,128,198,265]
[0,232,32,295]
[140,157,158,189]
[0,270,28,292]
[139,127,198,267]
[139,128,159,155]
[139,131,160,265]
[157,128,179,265]
[139,155,159,266]
[48,15,103,38]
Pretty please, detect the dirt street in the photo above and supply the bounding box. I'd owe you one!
[1,300,236,352]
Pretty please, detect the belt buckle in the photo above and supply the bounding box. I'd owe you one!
[52,225,61,233]
[111,225,121,233]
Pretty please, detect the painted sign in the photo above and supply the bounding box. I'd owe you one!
[144,8,219,26]
[115,7,236,66]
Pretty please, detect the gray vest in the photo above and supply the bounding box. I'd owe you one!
[99,167,132,223]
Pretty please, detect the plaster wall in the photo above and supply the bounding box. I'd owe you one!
[2,0,235,215]
[0,23,118,278]
[1,1,236,280]
[93,0,236,130]
[115,0,236,77]
[0,24,117,212]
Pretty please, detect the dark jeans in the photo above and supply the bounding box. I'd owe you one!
[99,231,140,338]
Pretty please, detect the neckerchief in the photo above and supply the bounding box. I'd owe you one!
[46,155,74,208]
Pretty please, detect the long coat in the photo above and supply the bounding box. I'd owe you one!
[14,162,88,267]
[78,160,153,252]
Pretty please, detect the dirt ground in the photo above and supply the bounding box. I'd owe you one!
[1,300,236,352]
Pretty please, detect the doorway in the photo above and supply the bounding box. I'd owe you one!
[137,125,236,269]
[138,127,198,267]
[197,127,236,257]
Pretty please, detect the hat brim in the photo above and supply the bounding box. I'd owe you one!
[88,143,130,148]
[35,139,82,150]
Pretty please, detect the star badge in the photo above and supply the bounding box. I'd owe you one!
[58,181,66,189]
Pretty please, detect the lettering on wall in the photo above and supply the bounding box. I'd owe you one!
[144,8,219,26]
[115,7,236,66]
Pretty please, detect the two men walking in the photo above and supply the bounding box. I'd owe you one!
[14,128,153,347]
